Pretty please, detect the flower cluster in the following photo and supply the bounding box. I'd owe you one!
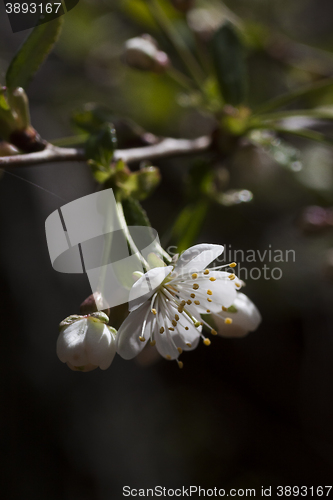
[57,244,261,372]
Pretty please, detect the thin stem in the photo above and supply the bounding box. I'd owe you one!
[166,66,195,91]
[116,201,150,270]
[51,135,87,147]
[147,0,206,92]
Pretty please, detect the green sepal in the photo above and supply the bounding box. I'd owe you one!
[89,311,110,324]
[59,314,83,330]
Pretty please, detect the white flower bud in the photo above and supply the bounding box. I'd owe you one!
[123,35,170,73]
[212,293,261,338]
[57,313,117,371]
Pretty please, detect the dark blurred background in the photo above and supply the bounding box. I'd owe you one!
[1,1,333,499]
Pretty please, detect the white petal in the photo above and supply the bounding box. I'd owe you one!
[56,318,89,366]
[129,266,173,312]
[85,318,116,370]
[116,302,151,359]
[213,293,261,337]
[172,244,223,276]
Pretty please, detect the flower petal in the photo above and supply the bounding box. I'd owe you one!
[172,244,224,276]
[116,302,151,359]
[85,318,117,370]
[213,293,261,337]
[56,318,89,366]
[129,266,173,312]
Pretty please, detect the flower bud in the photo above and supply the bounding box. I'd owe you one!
[57,312,117,371]
[212,293,261,337]
[0,140,19,156]
[123,35,170,73]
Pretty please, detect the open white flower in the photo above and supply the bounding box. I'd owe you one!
[116,244,243,367]
[57,312,117,372]
[212,292,262,338]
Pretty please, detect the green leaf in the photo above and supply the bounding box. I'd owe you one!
[72,104,116,134]
[117,166,161,200]
[211,22,247,106]
[122,197,152,227]
[6,16,64,90]
[85,124,117,182]
[170,201,209,253]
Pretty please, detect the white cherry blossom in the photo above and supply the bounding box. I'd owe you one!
[57,312,117,372]
[116,244,244,368]
[212,292,262,337]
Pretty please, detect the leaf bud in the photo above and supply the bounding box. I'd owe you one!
[123,35,170,73]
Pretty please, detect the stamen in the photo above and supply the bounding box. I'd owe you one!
[139,336,146,342]
[194,300,200,305]
[185,327,189,331]
[207,298,212,303]
[192,273,198,279]
[222,306,228,311]
[178,360,184,369]
[150,340,156,346]
[160,327,165,334]
[225,318,233,324]
[172,320,177,327]
[203,338,211,346]
[236,283,241,288]
[193,283,199,290]
[169,327,175,331]
[190,293,195,298]
[177,347,183,354]
[229,262,237,268]
[203,269,209,275]
[207,290,213,296]
[151,308,157,315]
[206,309,211,313]
[186,342,192,347]
[175,314,180,321]
[209,277,216,282]
[166,355,171,360]
[187,300,192,305]
[211,329,217,336]
[229,274,235,280]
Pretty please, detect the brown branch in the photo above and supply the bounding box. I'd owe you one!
[0,135,212,168]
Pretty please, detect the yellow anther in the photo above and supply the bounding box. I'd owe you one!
[150,340,156,346]
[186,342,192,348]
[172,319,177,327]
[178,361,184,369]
[236,283,241,288]
[206,309,211,313]
[211,329,217,336]
[203,338,211,346]
[187,299,192,305]
[229,274,235,280]
[166,355,171,360]
[225,318,233,324]
[177,347,183,354]
[139,336,146,342]
[207,298,212,303]
[207,289,213,296]
[180,300,186,306]
[160,327,165,334]
[175,314,180,321]
[192,273,198,279]
[185,326,189,330]
[169,327,175,331]
[222,306,228,311]
[203,269,209,275]
[193,283,199,290]
[151,308,157,315]
[178,306,184,313]
[229,262,237,268]
[209,277,216,282]
[190,293,195,298]
[194,300,200,305]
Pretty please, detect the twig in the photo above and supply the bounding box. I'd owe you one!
[0,135,212,168]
